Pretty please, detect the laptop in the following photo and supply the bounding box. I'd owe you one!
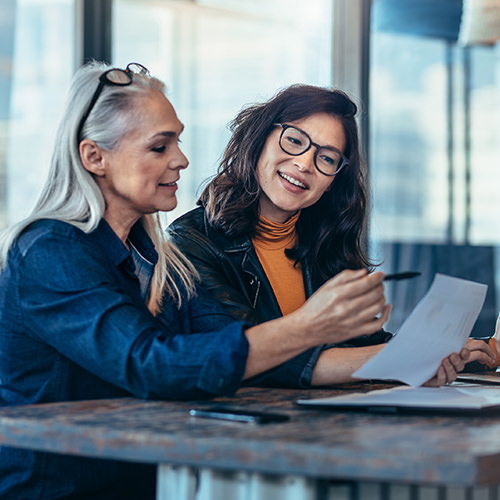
[296,385,500,415]
[456,371,500,385]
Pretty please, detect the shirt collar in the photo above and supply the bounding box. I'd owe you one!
[89,218,158,268]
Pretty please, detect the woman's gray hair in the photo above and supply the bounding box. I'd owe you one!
[0,60,196,312]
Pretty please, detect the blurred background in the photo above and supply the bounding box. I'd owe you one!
[0,0,499,335]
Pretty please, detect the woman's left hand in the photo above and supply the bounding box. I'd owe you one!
[423,347,470,387]
[463,337,496,367]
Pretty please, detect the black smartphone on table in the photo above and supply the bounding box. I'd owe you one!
[189,407,290,424]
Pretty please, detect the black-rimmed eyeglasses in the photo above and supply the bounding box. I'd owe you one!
[274,123,349,176]
[77,62,150,142]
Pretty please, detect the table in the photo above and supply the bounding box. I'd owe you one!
[1,384,500,500]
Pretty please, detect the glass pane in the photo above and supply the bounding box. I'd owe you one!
[0,0,75,227]
[369,0,500,335]
[370,33,450,243]
[469,45,500,243]
[112,0,333,222]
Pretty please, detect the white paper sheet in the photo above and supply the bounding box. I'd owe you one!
[353,274,487,387]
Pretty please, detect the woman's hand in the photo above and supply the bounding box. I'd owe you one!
[293,269,391,346]
[423,347,470,387]
[463,337,496,367]
[493,313,500,362]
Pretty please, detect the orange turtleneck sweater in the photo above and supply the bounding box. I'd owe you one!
[252,212,306,316]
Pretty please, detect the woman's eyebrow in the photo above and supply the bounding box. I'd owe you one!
[152,123,184,140]
[153,130,179,139]
[148,129,183,144]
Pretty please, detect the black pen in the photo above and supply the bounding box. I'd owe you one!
[383,271,421,281]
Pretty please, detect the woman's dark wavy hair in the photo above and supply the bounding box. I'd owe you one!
[199,83,373,282]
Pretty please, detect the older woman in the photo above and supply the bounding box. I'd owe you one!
[169,84,494,386]
[0,62,401,499]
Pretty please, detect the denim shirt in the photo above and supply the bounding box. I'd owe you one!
[0,218,248,499]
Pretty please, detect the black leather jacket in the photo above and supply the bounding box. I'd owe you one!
[168,206,392,348]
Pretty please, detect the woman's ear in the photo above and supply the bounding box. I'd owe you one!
[80,139,105,177]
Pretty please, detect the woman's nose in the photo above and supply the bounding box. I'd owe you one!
[294,148,316,172]
[173,146,189,170]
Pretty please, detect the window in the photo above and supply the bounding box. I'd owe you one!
[0,0,75,227]
[369,0,500,334]
[370,35,500,245]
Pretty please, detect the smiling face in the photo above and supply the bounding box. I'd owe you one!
[255,112,346,223]
[94,90,188,233]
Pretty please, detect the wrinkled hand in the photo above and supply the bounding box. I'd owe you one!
[297,269,391,346]
[493,312,500,360]
[423,347,470,387]
[463,338,496,367]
